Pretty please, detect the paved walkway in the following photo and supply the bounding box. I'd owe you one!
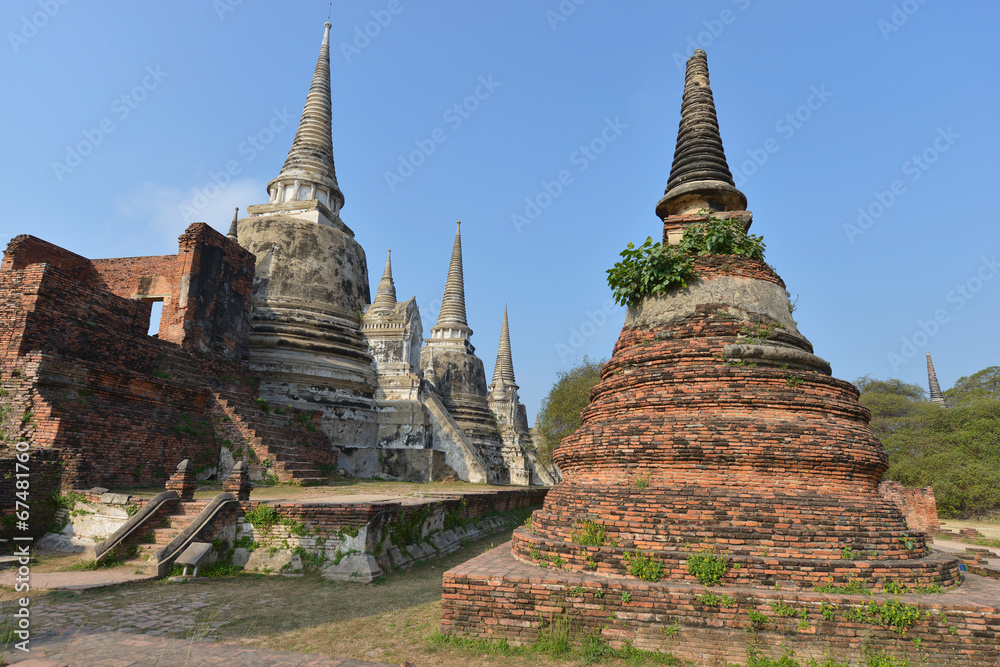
[3,630,405,666]
[0,568,154,591]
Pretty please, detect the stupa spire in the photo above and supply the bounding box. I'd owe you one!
[492,304,517,388]
[656,49,747,218]
[227,207,239,240]
[266,22,345,213]
[927,352,947,407]
[371,249,396,309]
[432,222,471,335]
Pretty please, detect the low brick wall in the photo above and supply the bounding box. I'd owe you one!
[443,544,1000,666]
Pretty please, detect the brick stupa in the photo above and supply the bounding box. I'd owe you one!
[441,51,998,665]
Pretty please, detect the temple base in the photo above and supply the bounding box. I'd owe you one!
[442,543,1000,666]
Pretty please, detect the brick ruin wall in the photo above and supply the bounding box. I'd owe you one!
[879,480,942,534]
[0,225,261,493]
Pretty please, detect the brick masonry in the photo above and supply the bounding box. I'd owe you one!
[880,480,942,535]
[0,224,339,513]
[440,245,982,661]
[443,543,1000,666]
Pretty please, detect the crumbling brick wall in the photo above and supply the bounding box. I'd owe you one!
[879,480,941,534]
[0,224,258,490]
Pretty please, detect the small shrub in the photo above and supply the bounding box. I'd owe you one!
[686,548,728,586]
[623,550,664,582]
[245,504,279,529]
[574,518,607,547]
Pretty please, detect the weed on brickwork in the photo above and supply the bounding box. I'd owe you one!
[685,548,728,585]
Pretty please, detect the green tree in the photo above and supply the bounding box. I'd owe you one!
[945,366,1000,406]
[535,357,605,466]
[859,372,1000,517]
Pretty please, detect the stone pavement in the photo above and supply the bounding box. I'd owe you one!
[2,630,404,666]
[0,569,154,591]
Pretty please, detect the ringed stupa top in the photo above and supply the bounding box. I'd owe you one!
[371,250,397,310]
[655,49,747,218]
[491,304,517,389]
[431,222,472,339]
[265,22,345,215]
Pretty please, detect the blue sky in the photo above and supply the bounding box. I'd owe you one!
[2,1,998,417]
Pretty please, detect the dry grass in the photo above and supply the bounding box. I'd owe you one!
[940,518,1000,541]
[253,598,585,667]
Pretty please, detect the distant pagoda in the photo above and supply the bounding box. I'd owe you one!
[927,351,947,407]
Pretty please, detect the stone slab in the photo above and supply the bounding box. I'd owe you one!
[175,542,213,567]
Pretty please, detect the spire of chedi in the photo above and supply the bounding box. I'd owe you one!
[432,222,472,339]
[267,22,344,215]
[227,207,239,240]
[656,49,747,218]
[491,304,517,390]
[927,352,947,407]
[236,21,375,445]
[371,249,396,310]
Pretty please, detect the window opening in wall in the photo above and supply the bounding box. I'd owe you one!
[147,299,164,337]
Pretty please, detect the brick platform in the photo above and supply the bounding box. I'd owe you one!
[443,542,1000,666]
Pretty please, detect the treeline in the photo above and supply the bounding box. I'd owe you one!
[858,367,1000,518]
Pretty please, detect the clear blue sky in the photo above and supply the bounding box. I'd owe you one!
[2,1,998,416]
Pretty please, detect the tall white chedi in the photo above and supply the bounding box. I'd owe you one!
[236,22,376,446]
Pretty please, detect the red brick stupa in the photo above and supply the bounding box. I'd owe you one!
[441,51,996,665]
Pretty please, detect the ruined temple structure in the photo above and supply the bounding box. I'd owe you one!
[927,351,947,407]
[0,22,543,493]
[441,51,996,665]
[420,223,509,484]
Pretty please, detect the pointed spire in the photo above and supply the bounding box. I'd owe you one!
[266,22,344,213]
[227,207,239,240]
[492,304,517,388]
[372,249,397,309]
[656,50,747,218]
[432,222,471,334]
[927,352,947,407]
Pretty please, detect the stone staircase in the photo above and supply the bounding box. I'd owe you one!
[213,392,330,486]
[155,344,332,486]
[131,498,209,567]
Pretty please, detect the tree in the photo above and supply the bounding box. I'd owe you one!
[858,371,1000,517]
[535,357,605,467]
[945,366,1000,407]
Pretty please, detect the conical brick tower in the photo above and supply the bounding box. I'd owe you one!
[510,50,957,589]
[443,51,988,665]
